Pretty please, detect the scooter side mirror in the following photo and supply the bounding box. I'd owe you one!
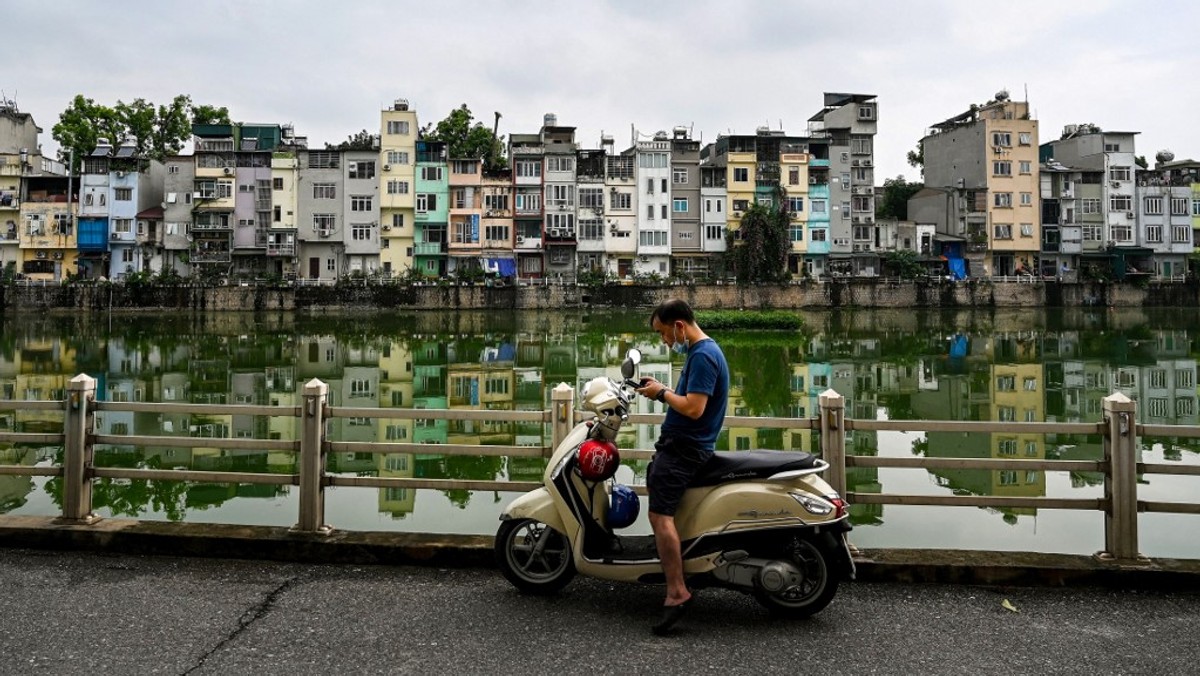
[621,349,642,380]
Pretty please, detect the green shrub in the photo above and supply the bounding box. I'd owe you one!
[696,310,803,330]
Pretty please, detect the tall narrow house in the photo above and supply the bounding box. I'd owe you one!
[380,99,418,276]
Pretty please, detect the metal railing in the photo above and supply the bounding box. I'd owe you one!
[1,376,1198,561]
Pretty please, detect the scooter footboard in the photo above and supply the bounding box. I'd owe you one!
[499,487,567,534]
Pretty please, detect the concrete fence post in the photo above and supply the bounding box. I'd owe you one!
[60,373,99,523]
[295,378,331,534]
[818,389,847,498]
[549,383,575,457]
[1099,391,1142,562]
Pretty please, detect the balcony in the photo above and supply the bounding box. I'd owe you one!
[191,248,231,263]
[266,243,296,256]
[414,242,445,256]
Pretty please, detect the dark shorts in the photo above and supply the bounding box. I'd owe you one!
[647,436,712,516]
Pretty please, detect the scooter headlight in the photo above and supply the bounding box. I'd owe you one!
[789,492,834,516]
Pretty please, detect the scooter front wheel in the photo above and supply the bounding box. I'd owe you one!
[495,518,576,595]
[752,535,839,618]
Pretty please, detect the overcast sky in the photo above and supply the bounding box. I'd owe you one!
[8,0,1197,181]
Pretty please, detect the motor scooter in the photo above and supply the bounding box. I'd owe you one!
[495,349,855,617]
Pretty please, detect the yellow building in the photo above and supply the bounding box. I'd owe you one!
[268,151,299,277]
[780,152,811,258]
[989,358,1046,507]
[379,99,419,276]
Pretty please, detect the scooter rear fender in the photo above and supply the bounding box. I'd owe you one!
[498,487,567,534]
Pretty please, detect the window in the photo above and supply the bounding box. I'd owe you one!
[673,198,688,213]
[578,188,602,210]
[993,161,1012,176]
[673,168,688,184]
[546,156,573,172]
[661,204,668,219]
[1019,132,1032,146]
[1111,224,1132,242]
[1147,225,1163,243]
[810,228,827,242]
[994,192,1013,208]
[1020,223,1033,237]
[811,199,827,214]
[992,132,1012,147]
[327,258,336,272]
[272,177,284,190]
[732,199,749,212]
[546,184,573,207]
[1193,199,1200,216]
[1145,197,1163,215]
[515,160,541,178]
[733,167,749,182]
[646,205,655,220]
[313,183,335,199]
[638,230,668,247]
[351,223,373,241]
[994,223,1012,239]
[1171,197,1189,215]
[790,225,804,242]
[788,166,800,185]
[1082,225,1102,241]
[788,197,804,212]
[1173,225,1191,242]
[611,192,631,210]
[638,153,668,168]
[387,180,409,195]
[308,151,338,169]
[1082,198,1101,214]
[452,160,478,174]
[351,196,372,212]
[646,178,654,195]
[115,188,132,201]
[1109,166,1131,181]
[706,224,724,240]
[168,165,180,174]
[484,223,509,241]
[1020,192,1032,206]
[314,214,334,236]
[841,201,851,218]
[851,138,872,155]
[996,375,1015,391]
[1111,195,1132,212]
[387,120,410,135]
[515,192,541,212]
[416,193,437,212]
[387,151,409,165]
[218,182,232,198]
[858,106,874,119]
[1104,142,1121,152]
[485,193,510,211]
[420,166,443,181]
[349,161,376,179]
[1019,160,1032,175]
[661,178,668,193]
[391,213,405,229]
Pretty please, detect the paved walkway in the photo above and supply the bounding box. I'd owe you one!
[2,548,1198,675]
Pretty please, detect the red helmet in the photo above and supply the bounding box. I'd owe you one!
[577,439,620,481]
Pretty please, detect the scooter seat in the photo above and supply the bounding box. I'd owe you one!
[689,450,818,487]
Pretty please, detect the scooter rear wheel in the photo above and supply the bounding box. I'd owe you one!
[752,535,839,618]
[495,518,576,595]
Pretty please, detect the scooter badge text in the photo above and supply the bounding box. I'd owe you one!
[737,508,793,518]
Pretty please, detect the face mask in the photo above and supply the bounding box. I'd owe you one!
[671,325,689,355]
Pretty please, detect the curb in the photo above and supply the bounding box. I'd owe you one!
[3,515,1199,589]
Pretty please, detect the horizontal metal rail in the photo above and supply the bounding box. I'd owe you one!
[1140,424,1200,439]
[328,441,546,458]
[328,476,541,493]
[850,419,1101,435]
[1138,462,1200,477]
[96,401,301,417]
[91,467,296,486]
[0,400,64,412]
[0,466,61,477]
[1139,501,1200,515]
[0,432,64,444]
[848,456,1106,472]
[847,493,1106,511]
[332,407,548,422]
[93,434,297,452]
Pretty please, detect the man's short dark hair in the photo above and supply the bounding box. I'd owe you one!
[650,298,695,327]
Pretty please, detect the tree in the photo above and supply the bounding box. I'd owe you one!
[906,140,924,177]
[326,129,378,151]
[421,104,507,169]
[53,94,230,170]
[727,189,790,283]
[876,175,924,220]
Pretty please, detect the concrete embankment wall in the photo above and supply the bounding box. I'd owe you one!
[2,279,1199,312]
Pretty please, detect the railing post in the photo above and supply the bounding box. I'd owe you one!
[60,373,99,523]
[295,378,331,534]
[549,383,575,457]
[818,389,847,498]
[1099,392,1143,562]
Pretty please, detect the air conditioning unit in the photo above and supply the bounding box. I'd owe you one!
[193,192,203,200]
[853,244,865,252]
[382,224,391,231]
[319,230,331,238]
[53,251,63,260]
[1110,181,1121,188]
[852,159,860,166]
[516,235,525,244]
[993,146,1004,154]
[485,210,497,217]
[809,177,818,185]
[383,164,392,172]
[223,167,234,176]
[110,232,121,240]
[862,160,872,167]
[1125,212,1134,218]
[864,216,874,224]
[115,171,126,178]
[36,251,47,259]
[852,216,861,223]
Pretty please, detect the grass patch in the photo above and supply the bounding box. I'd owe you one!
[696,310,803,331]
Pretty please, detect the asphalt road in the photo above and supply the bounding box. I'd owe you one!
[1,548,1197,675]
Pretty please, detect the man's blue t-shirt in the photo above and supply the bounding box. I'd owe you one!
[660,338,729,451]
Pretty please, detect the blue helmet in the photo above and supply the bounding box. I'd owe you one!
[607,483,640,529]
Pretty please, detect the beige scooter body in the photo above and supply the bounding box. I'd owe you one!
[498,368,854,616]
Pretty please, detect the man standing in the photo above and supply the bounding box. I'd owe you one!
[636,299,729,635]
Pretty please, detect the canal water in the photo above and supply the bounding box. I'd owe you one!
[1,307,1198,558]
